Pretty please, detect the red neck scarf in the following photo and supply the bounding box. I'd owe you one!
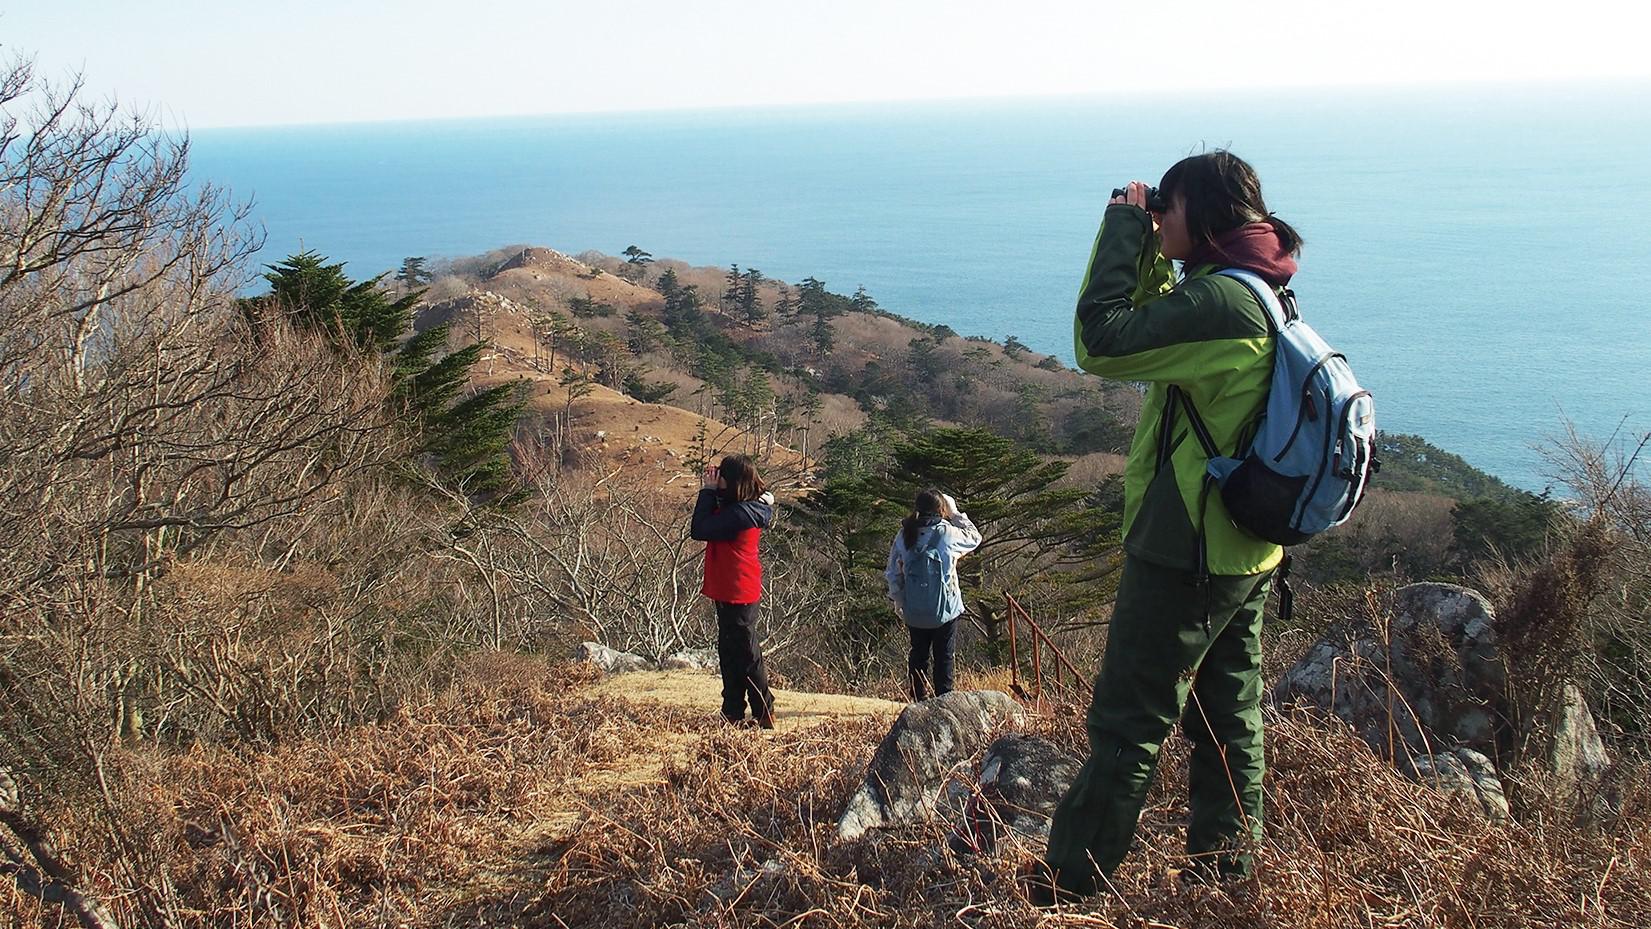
[1185,222,1298,287]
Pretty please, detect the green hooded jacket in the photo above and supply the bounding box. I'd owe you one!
[1073,204,1284,577]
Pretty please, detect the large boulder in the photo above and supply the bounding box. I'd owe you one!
[1274,582,1610,802]
[837,690,1024,841]
[1274,583,1505,762]
[571,641,655,674]
[954,735,1082,854]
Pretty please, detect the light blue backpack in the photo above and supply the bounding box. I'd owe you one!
[900,528,957,629]
[1174,269,1379,546]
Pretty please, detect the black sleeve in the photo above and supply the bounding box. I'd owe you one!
[690,489,757,541]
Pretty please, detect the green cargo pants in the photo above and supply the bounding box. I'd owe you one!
[1044,555,1271,893]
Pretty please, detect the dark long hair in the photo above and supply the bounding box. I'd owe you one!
[1158,150,1303,259]
[719,454,765,503]
[902,488,945,549]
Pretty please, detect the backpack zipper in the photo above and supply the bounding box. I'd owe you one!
[1274,351,1343,463]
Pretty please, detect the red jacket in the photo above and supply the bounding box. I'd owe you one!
[691,489,774,604]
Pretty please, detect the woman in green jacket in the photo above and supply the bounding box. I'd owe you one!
[1033,151,1298,901]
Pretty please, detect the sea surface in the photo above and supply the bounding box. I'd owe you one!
[190,84,1651,493]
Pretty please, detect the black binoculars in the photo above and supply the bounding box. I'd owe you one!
[1112,186,1169,213]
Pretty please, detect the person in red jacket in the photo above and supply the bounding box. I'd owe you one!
[690,454,777,728]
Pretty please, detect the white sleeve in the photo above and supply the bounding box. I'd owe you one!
[945,512,982,557]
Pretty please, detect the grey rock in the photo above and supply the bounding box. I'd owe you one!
[661,648,718,672]
[1274,582,1611,808]
[1274,583,1504,761]
[955,735,1083,854]
[1414,748,1509,823]
[571,641,656,674]
[1528,683,1611,799]
[837,690,1024,841]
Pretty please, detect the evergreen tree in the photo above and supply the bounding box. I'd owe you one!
[262,250,418,354]
[664,283,705,330]
[722,263,743,315]
[256,250,525,499]
[850,285,879,314]
[559,366,595,425]
[773,283,797,318]
[1452,491,1559,567]
[622,369,679,404]
[906,336,944,383]
[621,245,653,282]
[811,310,835,359]
[656,266,681,298]
[425,381,525,494]
[396,256,432,286]
[739,268,767,324]
[626,309,668,355]
[804,426,1122,638]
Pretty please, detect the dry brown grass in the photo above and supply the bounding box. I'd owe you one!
[8,652,1646,929]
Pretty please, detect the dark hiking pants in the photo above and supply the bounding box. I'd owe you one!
[907,619,958,700]
[715,600,774,722]
[1044,555,1272,893]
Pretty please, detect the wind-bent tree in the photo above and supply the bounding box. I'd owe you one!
[396,255,432,285]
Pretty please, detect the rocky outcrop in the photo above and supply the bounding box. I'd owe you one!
[571,641,655,674]
[837,691,1024,841]
[1274,583,1505,759]
[1274,582,1610,817]
[953,735,1082,854]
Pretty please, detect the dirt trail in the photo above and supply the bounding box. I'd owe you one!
[524,671,903,845]
[590,668,907,730]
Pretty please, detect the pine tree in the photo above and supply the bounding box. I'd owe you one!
[656,266,680,298]
[257,250,525,499]
[621,245,653,282]
[396,256,432,286]
[850,285,878,314]
[812,310,835,359]
[773,283,797,318]
[262,250,418,354]
[739,268,767,324]
[722,263,743,315]
[626,309,668,355]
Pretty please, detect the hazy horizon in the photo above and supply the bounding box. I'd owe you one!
[8,0,1651,129]
[182,75,1651,133]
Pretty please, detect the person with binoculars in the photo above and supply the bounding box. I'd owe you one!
[1030,151,1300,903]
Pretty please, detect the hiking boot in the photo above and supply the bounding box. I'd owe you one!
[1019,861,1086,908]
[1177,856,1254,892]
[755,713,775,730]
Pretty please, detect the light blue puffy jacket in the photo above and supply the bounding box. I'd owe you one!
[884,510,982,628]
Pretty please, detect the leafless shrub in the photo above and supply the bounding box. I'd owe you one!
[1506,422,1651,754]
[0,56,432,926]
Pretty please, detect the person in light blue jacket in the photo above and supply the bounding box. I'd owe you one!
[884,489,982,700]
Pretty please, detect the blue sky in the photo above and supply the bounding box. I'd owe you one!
[4,0,1649,128]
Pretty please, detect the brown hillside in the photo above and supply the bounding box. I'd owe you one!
[414,246,1144,497]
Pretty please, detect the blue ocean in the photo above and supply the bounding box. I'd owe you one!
[191,83,1651,493]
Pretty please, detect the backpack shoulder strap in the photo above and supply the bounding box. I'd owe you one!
[1213,268,1293,331]
[1167,384,1220,460]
